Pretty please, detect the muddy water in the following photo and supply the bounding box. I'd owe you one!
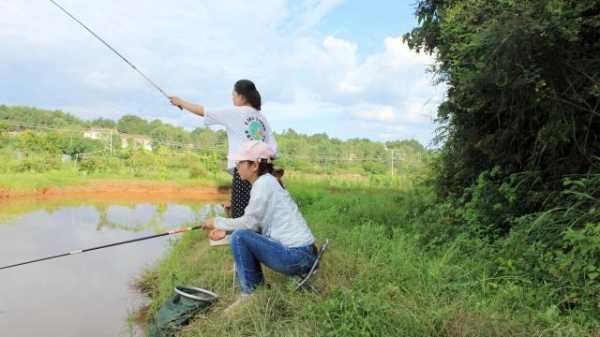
[0,201,223,337]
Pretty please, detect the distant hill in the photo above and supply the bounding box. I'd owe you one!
[0,105,428,174]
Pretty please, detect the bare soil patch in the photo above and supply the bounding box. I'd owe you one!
[0,181,230,203]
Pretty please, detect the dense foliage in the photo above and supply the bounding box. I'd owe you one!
[405,0,600,314]
[406,0,599,194]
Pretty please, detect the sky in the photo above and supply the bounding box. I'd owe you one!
[0,0,446,146]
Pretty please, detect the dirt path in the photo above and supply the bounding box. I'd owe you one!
[0,181,230,203]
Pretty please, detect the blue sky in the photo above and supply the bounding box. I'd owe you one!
[318,1,418,55]
[0,1,445,146]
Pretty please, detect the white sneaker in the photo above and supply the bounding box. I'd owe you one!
[224,294,254,315]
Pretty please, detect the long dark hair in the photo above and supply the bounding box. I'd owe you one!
[257,159,285,188]
[234,79,261,111]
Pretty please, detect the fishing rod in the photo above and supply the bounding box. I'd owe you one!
[47,0,182,109]
[0,225,202,271]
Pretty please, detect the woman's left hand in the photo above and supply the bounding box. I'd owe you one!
[209,229,227,241]
[201,218,216,230]
[169,96,184,107]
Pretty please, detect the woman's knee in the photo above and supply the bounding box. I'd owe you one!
[230,229,255,243]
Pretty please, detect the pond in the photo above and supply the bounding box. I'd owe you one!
[0,199,224,337]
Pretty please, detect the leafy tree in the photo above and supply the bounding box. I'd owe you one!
[90,118,116,129]
[59,134,103,159]
[405,0,600,197]
[405,0,600,309]
[16,131,61,154]
[386,139,426,153]
[117,115,150,135]
[0,105,84,129]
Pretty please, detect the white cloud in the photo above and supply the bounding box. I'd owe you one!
[272,32,444,142]
[288,0,345,34]
[263,89,344,124]
[278,33,441,103]
[350,105,395,122]
[338,36,437,96]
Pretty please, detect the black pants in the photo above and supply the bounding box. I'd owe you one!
[231,168,252,218]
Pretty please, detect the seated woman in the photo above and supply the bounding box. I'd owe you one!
[201,140,317,312]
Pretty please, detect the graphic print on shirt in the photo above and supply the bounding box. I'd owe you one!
[244,116,267,141]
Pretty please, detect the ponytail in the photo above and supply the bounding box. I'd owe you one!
[234,79,261,111]
[257,159,285,189]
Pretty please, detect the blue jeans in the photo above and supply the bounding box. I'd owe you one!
[230,229,316,294]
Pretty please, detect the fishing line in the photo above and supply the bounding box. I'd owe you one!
[47,0,181,108]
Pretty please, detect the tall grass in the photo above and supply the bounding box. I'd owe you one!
[136,177,599,337]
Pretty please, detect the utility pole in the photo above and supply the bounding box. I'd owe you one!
[391,149,395,176]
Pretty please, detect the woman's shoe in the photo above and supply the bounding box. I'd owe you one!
[224,293,254,315]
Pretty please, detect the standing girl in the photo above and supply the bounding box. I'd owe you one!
[169,80,277,221]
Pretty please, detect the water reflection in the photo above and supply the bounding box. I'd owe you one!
[0,201,223,337]
[94,202,223,233]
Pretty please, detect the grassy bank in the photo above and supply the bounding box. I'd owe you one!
[0,166,232,194]
[136,177,599,337]
[0,163,403,195]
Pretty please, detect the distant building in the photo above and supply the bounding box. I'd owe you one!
[121,134,153,151]
[83,128,152,151]
[83,128,112,141]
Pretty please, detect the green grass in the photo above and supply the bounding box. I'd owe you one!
[0,166,231,193]
[136,178,600,337]
[0,166,87,191]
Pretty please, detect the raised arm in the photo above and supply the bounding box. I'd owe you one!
[169,96,205,117]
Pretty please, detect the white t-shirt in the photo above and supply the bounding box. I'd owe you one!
[204,106,277,169]
[214,174,315,248]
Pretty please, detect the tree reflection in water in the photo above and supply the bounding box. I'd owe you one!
[94,203,225,233]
